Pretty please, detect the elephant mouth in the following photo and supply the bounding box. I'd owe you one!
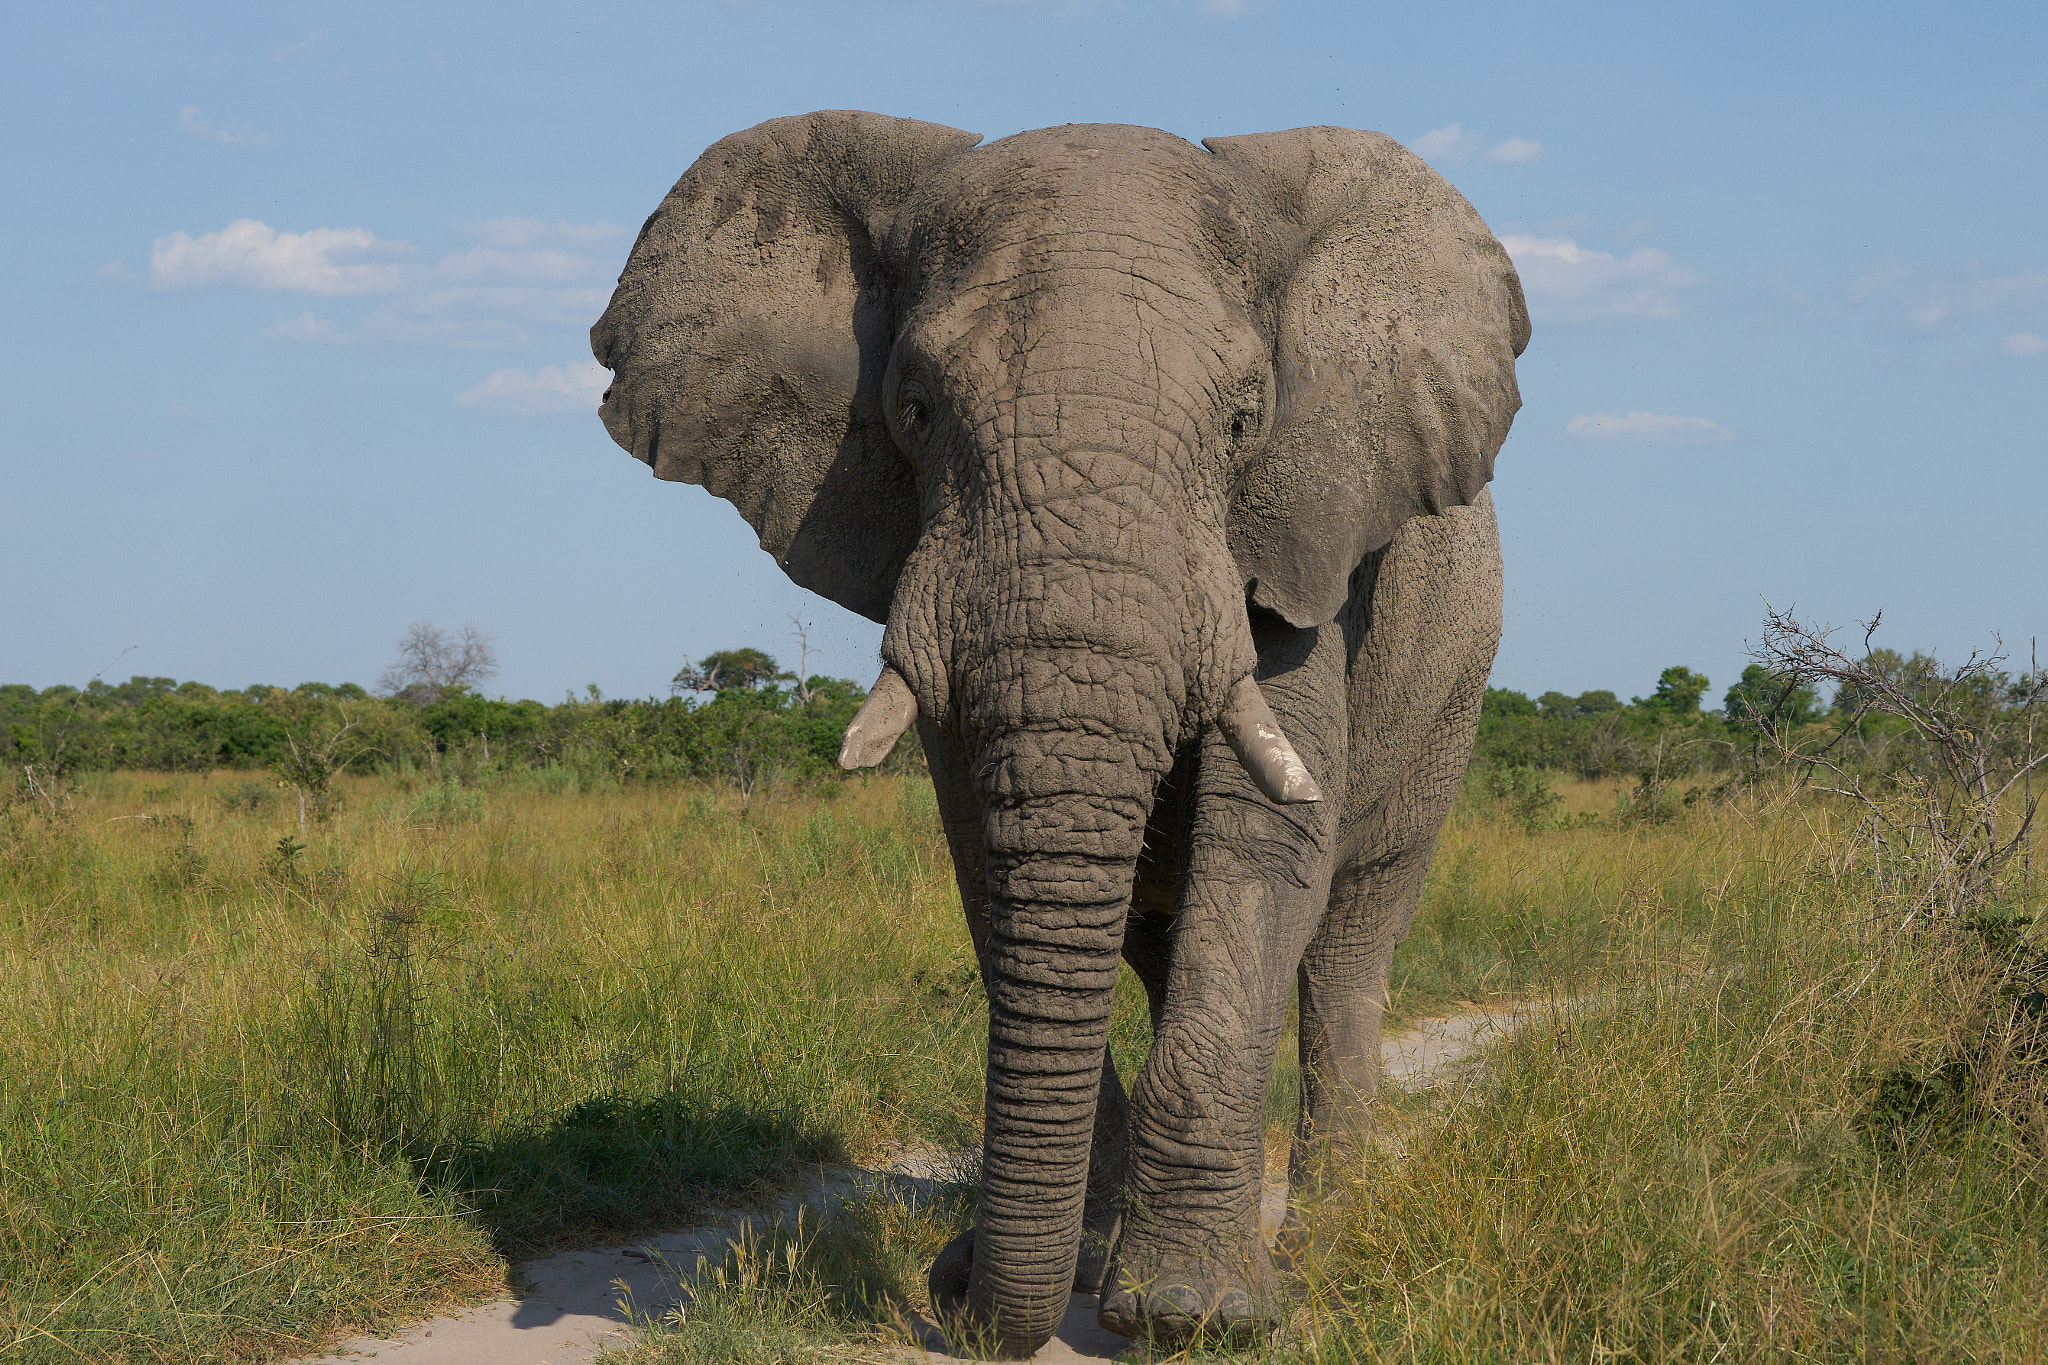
[839,663,1321,807]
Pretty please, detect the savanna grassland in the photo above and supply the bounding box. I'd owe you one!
[4,762,2045,1363]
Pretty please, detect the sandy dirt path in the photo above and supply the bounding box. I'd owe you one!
[292,1008,1537,1365]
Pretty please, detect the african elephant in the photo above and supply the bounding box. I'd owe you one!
[591,111,1527,1355]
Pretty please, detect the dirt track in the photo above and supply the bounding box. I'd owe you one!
[292,1008,1539,1365]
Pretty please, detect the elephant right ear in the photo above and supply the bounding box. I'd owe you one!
[1204,127,1529,629]
[591,111,981,624]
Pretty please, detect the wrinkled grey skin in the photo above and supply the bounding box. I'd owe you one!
[592,112,1527,1356]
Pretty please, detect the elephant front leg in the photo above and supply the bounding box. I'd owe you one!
[1099,637,1344,1344]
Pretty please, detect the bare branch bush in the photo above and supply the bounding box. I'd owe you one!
[788,616,816,708]
[265,690,371,830]
[377,622,499,705]
[1751,606,2045,929]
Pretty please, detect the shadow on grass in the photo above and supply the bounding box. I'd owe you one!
[416,1094,844,1260]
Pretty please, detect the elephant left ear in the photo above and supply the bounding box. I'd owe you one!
[1204,127,1529,628]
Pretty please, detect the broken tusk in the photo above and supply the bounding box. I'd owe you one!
[1217,674,1323,805]
[838,666,919,770]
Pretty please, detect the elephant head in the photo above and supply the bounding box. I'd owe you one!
[592,110,1526,1354]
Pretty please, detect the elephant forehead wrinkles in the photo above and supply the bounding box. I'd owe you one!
[937,306,1233,412]
[943,263,1248,375]
[907,136,1252,294]
[950,246,1216,313]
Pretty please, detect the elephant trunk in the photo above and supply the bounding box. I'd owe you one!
[967,725,1155,1354]
[867,392,1316,1353]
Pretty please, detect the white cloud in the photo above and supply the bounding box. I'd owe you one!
[436,220,629,286]
[177,106,272,146]
[1484,137,1542,165]
[1199,0,1269,12]
[1414,125,1542,166]
[268,310,535,349]
[98,259,138,283]
[150,220,408,294]
[1565,412,1734,444]
[457,359,611,415]
[1500,235,1699,322]
[1906,269,2048,330]
[2003,331,2048,356]
[153,216,630,347]
[1413,123,1483,164]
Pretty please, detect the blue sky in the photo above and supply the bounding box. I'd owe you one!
[4,1,2044,706]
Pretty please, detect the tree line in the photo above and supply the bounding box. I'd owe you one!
[1,652,897,808]
[9,642,2039,805]
[1473,650,2015,780]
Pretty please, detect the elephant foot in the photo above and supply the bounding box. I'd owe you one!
[924,1228,1060,1361]
[927,1226,974,1324]
[1096,1243,1284,1348]
[1271,1204,1312,1275]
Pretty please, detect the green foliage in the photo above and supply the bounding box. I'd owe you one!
[1833,646,1941,715]
[1482,686,1537,718]
[1481,763,1564,832]
[672,648,794,695]
[1476,669,1734,780]
[1640,663,1710,716]
[1,657,909,795]
[1725,661,1824,730]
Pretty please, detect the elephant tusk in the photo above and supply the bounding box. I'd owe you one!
[838,665,920,770]
[1217,674,1324,805]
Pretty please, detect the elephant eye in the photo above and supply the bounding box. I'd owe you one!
[1229,409,1259,441]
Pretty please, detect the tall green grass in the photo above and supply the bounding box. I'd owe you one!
[7,769,2042,1361]
[1298,910,2046,1360]
[619,775,2047,1364]
[1,772,985,1362]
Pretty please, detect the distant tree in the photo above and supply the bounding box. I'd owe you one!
[1831,646,1941,715]
[377,622,498,705]
[1536,690,1576,719]
[1724,663,1822,730]
[1482,687,1538,718]
[671,648,794,696]
[1575,690,1622,715]
[1640,666,1710,716]
[1753,607,2047,922]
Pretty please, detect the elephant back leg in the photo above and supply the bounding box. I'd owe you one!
[1292,495,1502,1184]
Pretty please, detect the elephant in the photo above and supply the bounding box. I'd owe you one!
[591,111,1527,1355]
